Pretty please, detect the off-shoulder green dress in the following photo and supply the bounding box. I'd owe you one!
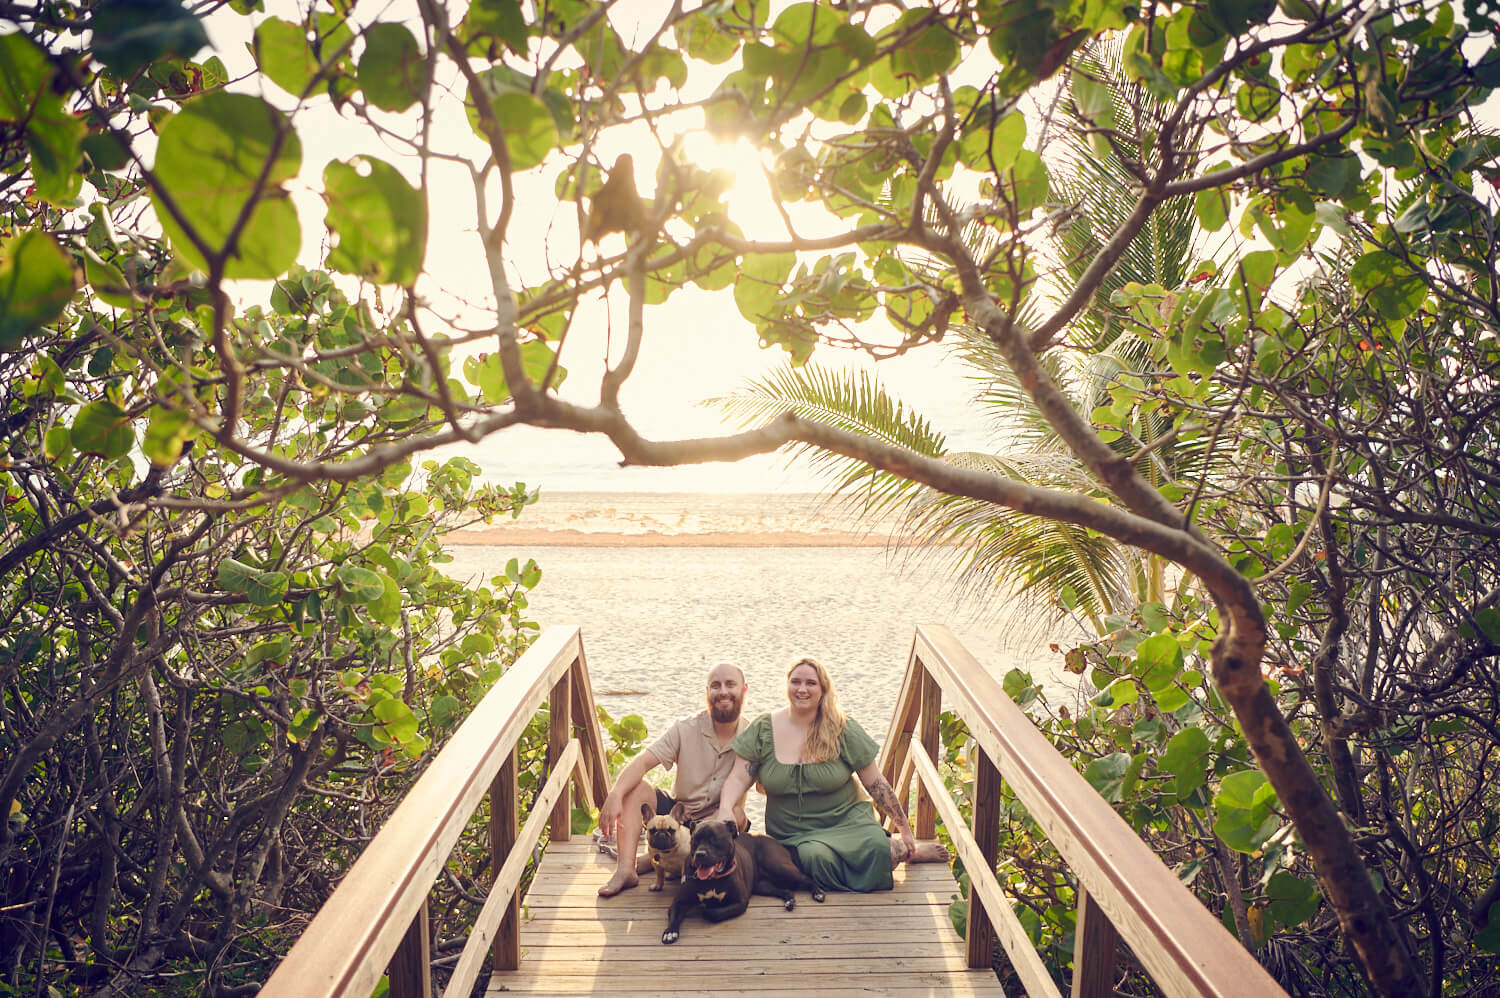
[731,713,893,892]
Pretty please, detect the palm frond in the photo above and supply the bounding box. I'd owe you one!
[705,365,947,514]
[892,452,1138,630]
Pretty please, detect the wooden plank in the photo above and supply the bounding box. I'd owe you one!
[909,742,1062,998]
[490,971,1004,992]
[877,639,923,788]
[489,984,1006,997]
[262,627,582,998]
[915,668,941,840]
[568,638,611,808]
[965,745,1001,969]
[491,748,521,974]
[1070,887,1120,998]
[912,625,1285,998]
[447,740,580,997]
[491,829,1006,998]
[548,672,573,840]
[386,900,430,998]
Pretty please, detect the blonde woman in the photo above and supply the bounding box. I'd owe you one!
[715,657,947,892]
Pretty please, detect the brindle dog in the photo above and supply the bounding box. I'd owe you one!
[661,819,824,943]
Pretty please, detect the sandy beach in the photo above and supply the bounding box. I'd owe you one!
[447,491,901,547]
[442,493,1088,755]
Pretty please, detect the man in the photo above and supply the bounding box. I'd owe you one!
[596,662,749,897]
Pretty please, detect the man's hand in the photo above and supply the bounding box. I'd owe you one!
[598,791,623,839]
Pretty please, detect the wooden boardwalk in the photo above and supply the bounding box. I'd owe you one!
[487,840,1009,996]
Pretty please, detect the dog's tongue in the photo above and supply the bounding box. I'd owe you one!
[694,861,721,880]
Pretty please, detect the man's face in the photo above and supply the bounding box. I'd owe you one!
[705,665,745,723]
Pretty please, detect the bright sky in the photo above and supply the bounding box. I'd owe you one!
[201,2,1500,493]
[198,0,999,493]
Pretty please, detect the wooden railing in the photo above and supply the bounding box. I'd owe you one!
[878,624,1288,998]
[262,626,610,998]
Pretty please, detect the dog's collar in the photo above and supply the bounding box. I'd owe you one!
[698,858,738,880]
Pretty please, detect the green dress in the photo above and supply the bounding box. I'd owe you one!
[732,713,893,892]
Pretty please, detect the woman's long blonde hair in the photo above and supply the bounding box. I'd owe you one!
[790,657,846,763]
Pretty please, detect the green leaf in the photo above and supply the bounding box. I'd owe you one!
[323,156,427,285]
[217,559,290,606]
[0,35,86,205]
[254,17,319,97]
[1006,149,1049,216]
[1085,752,1132,803]
[1473,607,1500,645]
[959,110,1025,173]
[889,14,959,85]
[373,697,420,742]
[1476,903,1500,954]
[1133,633,1184,691]
[1348,251,1427,321]
[675,9,739,64]
[1267,871,1319,927]
[71,400,133,459]
[142,407,198,468]
[333,563,387,603]
[359,23,425,112]
[456,0,528,58]
[1194,187,1229,232]
[43,425,72,462]
[429,694,464,728]
[1159,726,1210,800]
[1153,684,1191,713]
[1237,250,1277,291]
[465,74,559,172]
[734,251,795,322]
[91,0,208,77]
[151,92,302,280]
[0,230,78,348]
[1214,808,1280,854]
[85,255,134,308]
[1217,769,1271,810]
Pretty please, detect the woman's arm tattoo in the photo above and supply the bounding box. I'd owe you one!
[866,776,908,824]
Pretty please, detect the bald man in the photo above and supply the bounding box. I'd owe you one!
[596,662,750,897]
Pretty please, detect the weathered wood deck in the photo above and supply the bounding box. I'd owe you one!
[487,839,1009,996]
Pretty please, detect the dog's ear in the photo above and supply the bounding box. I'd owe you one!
[669,801,689,824]
[727,819,740,839]
[641,802,653,823]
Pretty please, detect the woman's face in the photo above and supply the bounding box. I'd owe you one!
[787,664,823,712]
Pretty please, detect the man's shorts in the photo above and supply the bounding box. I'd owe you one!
[652,789,747,830]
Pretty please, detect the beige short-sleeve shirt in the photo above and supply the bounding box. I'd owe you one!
[646,710,750,821]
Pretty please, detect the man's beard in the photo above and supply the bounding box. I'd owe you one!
[709,695,742,723]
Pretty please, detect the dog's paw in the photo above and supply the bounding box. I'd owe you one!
[811,888,826,903]
[783,898,796,911]
[661,929,679,945]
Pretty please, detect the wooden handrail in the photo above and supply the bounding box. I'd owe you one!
[879,625,1288,998]
[262,626,608,998]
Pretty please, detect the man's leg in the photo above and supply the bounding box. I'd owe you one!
[598,781,660,897]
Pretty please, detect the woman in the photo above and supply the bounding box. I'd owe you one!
[715,657,948,892]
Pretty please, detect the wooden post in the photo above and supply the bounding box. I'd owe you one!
[1071,886,1121,998]
[548,670,573,840]
[966,745,1002,969]
[386,899,431,998]
[490,748,520,972]
[916,667,941,839]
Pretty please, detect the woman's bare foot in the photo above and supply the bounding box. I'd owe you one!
[598,869,638,897]
[908,841,949,863]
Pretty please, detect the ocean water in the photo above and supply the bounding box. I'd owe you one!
[440,542,1086,748]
